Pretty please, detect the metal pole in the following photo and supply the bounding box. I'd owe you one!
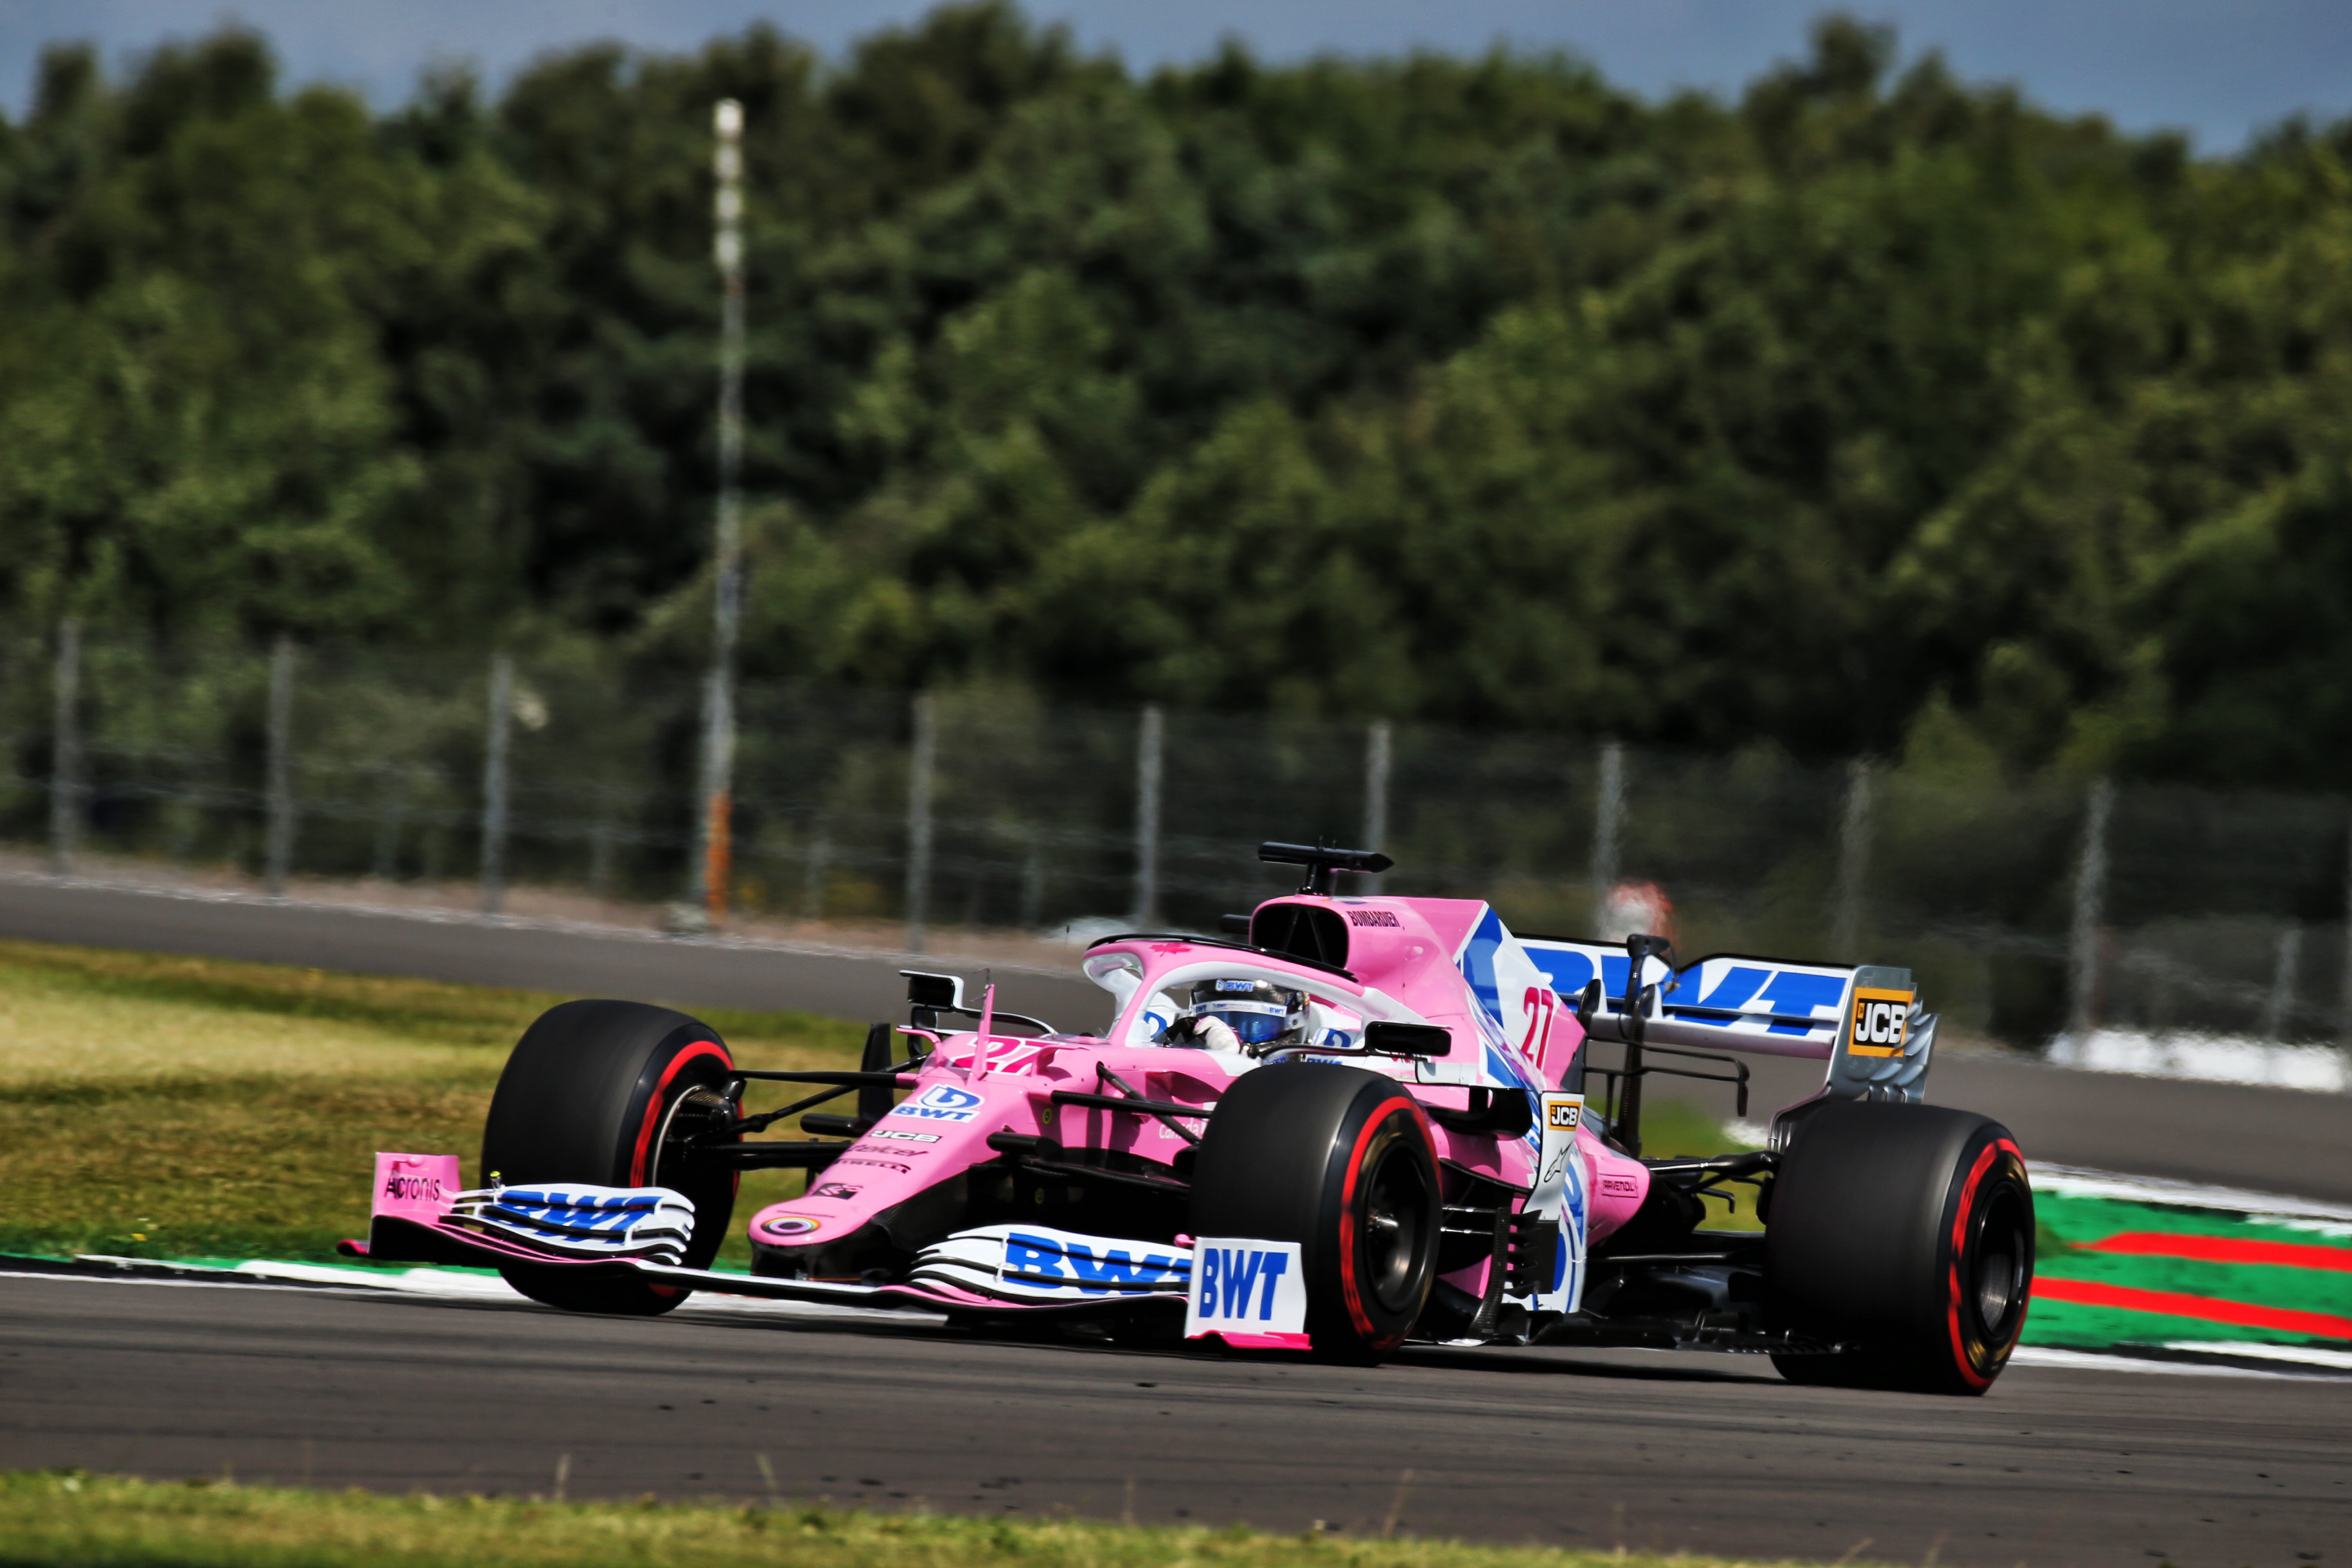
[1831,758,1874,956]
[264,635,295,899]
[48,618,79,876]
[904,691,936,953]
[2340,812,2352,1082]
[1362,720,1392,892]
[802,813,830,919]
[1019,830,1045,930]
[1590,740,1625,925]
[692,96,747,927]
[2065,777,2115,1043]
[2262,923,2302,1042]
[589,788,617,903]
[373,766,406,882]
[480,653,513,916]
[1132,704,1163,927]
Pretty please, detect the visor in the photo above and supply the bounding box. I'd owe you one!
[1197,1001,1291,1044]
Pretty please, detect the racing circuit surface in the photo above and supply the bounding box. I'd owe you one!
[1,872,2347,1203]
[0,1267,2345,1567]
[1,873,2349,1563]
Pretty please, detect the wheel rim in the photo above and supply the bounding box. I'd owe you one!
[1357,1133,1433,1313]
[1966,1182,2030,1340]
[649,1083,734,1190]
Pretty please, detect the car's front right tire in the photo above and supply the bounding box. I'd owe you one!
[1188,1063,1441,1363]
[479,999,739,1316]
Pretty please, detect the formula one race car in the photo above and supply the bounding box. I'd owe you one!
[348,842,2035,1394]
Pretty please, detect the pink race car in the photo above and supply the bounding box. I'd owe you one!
[349,842,2035,1394]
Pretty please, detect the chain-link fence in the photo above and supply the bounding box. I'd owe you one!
[4,626,2348,1056]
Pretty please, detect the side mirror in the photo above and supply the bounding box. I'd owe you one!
[901,970,966,1011]
[1218,913,1253,937]
[1365,1021,1452,1057]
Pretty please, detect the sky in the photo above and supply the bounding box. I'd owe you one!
[4,0,2350,154]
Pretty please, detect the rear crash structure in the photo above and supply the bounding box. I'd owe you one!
[348,842,2035,1392]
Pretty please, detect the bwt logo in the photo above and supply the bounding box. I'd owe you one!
[1184,1237,1308,1335]
[1001,1233,1185,1294]
[890,1084,984,1122]
[1196,1246,1289,1319]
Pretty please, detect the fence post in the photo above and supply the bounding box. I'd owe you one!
[1131,705,1163,927]
[2065,777,2115,1043]
[1831,759,1874,956]
[373,767,406,882]
[2339,808,2352,1075]
[1590,740,1626,922]
[480,654,513,916]
[2262,924,2302,1042]
[264,636,296,899]
[1019,829,1045,931]
[48,618,80,876]
[1362,720,1392,891]
[588,788,617,903]
[904,692,936,953]
[802,813,830,919]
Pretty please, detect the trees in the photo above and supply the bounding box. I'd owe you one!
[4,6,2351,788]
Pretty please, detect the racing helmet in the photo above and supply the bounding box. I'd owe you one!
[1162,976,1307,1049]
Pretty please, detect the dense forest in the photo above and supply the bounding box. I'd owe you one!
[4,4,2351,789]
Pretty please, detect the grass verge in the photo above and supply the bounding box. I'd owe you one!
[0,936,1761,1265]
[0,1471,1828,1568]
[0,940,865,1268]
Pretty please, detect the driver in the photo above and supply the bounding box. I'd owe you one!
[1154,977,1307,1053]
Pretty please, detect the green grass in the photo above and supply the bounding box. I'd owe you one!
[0,1471,1840,1568]
[0,940,865,1267]
[0,938,1766,1269]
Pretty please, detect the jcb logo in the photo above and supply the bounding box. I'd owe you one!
[1847,988,1913,1058]
[1547,1101,1582,1132]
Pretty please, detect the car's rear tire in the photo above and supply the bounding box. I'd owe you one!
[1189,1063,1440,1363]
[479,1000,739,1315]
[1764,1100,2034,1394]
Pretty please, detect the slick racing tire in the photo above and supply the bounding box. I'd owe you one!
[479,1000,739,1316]
[1764,1100,2034,1395]
[1189,1063,1440,1363]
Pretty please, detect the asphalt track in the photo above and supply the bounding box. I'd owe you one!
[0,873,2346,1203]
[2,875,2350,1562]
[0,1269,2346,1567]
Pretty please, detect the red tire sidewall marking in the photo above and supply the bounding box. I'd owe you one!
[1336,1096,1429,1349]
[627,1039,731,1301]
[628,1039,733,1184]
[1944,1137,2025,1388]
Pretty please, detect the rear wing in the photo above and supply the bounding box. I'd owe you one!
[1518,938,1936,1107]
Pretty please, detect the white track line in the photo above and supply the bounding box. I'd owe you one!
[2031,1165,2352,1225]
[2004,1346,2335,1380]
[0,867,1069,976]
[39,1254,933,1323]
